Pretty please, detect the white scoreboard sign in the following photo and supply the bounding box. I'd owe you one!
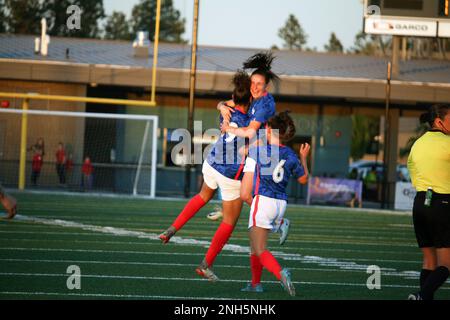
[365,16,438,37]
[439,21,450,37]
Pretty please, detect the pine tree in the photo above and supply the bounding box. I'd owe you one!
[278,14,307,50]
[131,0,186,43]
[324,32,344,53]
[350,31,379,55]
[4,0,44,34]
[44,0,105,38]
[0,0,6,33]
[103,11,132,40]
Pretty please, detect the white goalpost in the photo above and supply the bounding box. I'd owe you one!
[0,108,158,198]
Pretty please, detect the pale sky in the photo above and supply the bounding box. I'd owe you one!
[104,0,365,51]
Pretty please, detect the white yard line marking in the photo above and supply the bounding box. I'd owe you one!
[0,258,426,279]
[8,215,423,282]
[0,227,417,248]
[0,247,421,265]
[0,234,421,256]
[0,244,420,266]
[1,272,444,289]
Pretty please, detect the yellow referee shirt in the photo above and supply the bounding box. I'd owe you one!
[407,130,450,194]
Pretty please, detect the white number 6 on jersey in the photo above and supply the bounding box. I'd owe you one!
[272,159,286,183]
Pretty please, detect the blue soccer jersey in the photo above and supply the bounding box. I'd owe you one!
[207,106,249,180]
[248,92,276,126]
[245,145,305,201]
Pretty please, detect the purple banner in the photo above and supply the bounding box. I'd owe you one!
[307,177,363,206]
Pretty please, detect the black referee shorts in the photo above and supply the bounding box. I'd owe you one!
[413,191,450,248]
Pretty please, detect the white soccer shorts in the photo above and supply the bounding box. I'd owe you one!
[202,160,241,201]
[248,195,287,232]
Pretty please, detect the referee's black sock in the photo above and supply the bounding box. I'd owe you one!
[420,266,449,300]
[420,269,433,289]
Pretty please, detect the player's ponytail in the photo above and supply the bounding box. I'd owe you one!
[243,51,280,85]
[420,104,449,127]
[268,111,296,142]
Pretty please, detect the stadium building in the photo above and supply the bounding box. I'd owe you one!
[0,34,449,204]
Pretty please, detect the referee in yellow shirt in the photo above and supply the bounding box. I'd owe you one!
[407,104,450,300]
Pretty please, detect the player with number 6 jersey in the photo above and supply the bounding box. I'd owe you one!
[239,111,310,296]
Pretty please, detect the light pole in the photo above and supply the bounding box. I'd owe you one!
[184,0,200,197]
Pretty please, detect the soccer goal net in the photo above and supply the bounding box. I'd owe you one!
[0,108,158,198]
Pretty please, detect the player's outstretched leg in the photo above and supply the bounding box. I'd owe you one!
[159,225,176,244]
[159,184,215,244]
[195,259,219,282]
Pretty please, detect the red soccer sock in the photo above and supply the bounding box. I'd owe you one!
[250,254,263,286]
[205,222,234,266]
[259,250,282,280]
[172,194,206,231]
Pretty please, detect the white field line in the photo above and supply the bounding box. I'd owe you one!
[7,212,411,230]
[0,247,422,265]
[4,215,415,237]
[0,247,420,264]
[0,235,421,256]
[0,226,417,248]
[0,258,425,279]
[0,291,246,300]
[2,272,445,289]
[0,231,420,254]
[0,222,415,236]
[8,215,423,282]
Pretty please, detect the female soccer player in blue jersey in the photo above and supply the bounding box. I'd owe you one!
[240,111,310,296]
[220,52,278,140]
[208,52,291,240]
[159,71,252,280]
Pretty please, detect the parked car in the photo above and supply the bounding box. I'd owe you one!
[349,160,411,182]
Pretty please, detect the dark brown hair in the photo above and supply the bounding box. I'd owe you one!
[267,111,296,142]
[420,104,449,127]
[243,51,280,85]
[231,70,251,106]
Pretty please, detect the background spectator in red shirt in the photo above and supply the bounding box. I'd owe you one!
[81,156,93,191]
[31,149,43,186]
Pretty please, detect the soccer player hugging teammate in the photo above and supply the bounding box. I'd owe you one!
[240,111,310,296]
[210,52,283,221]
[220,52,278,139]
[159,70,252,281]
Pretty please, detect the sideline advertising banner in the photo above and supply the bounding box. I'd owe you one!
[394,182,416,211]
[307,177,363,206]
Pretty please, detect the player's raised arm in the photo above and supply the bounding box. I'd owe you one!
[297,143,310,185]
[217,100,235,124]
[222,120,260,139]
